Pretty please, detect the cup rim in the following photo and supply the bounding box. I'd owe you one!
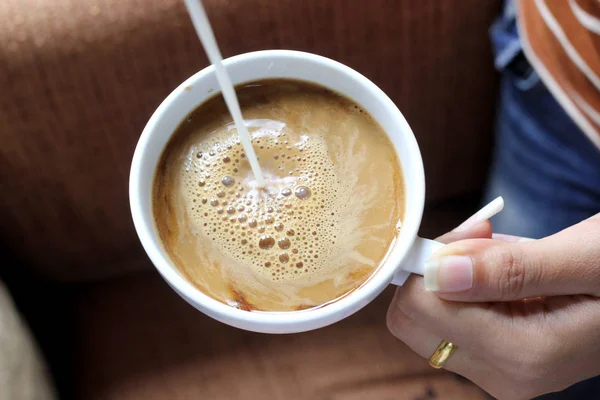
[129,49,424,332]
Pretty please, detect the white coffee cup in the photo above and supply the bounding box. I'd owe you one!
[129,50,444,334]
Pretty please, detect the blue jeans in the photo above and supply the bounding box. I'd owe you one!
[483,71,600,239]
[487,0,600,239]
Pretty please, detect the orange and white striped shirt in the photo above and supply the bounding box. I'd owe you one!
[518,0,600,149]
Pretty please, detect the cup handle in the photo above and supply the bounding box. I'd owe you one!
[391,237,445,286]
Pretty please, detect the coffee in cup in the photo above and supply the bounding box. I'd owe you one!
[153,79,405,311]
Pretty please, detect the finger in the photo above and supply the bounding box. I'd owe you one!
[394,276,496,345]
[492,233,535,242]
[388,284,527,400]
[425,213,600,301]
[386,290,479,374]
[436,220,493,244]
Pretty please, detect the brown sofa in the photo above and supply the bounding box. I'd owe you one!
[0,0,500,398]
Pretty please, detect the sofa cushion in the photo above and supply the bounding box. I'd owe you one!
[71,272,488,399]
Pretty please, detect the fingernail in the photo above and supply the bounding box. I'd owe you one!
[453,196,504,232]
[424,255,473,292]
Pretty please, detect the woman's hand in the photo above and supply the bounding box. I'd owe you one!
[387,212,600,400]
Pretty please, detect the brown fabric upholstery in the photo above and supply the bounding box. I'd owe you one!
[72,272,489,400]
[0,0,500,282]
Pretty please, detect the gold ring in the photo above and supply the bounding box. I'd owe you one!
[429,339,457,369]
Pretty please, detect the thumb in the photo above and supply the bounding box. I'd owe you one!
[424,213,600,301]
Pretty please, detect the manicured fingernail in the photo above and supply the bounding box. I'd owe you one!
[424,256,473,292]
[453,196,504,232]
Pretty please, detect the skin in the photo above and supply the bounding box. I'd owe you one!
[387,213,600,400]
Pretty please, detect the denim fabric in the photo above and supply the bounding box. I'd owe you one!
[485,1,600,239]
[483,74,600,238]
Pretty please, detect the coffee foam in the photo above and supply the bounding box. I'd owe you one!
[154,80,404,311]
[182,121,357,283]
